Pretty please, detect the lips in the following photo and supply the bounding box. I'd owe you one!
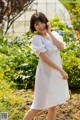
[39,28,46,31]
[39,29,44,31]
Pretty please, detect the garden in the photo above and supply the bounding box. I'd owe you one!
[0,0,80,120]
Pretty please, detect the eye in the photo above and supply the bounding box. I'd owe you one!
[41,22,45,24]
[34,21,39,26]
[35,23,39,26]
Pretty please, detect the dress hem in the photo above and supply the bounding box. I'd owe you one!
[30,96,70,110]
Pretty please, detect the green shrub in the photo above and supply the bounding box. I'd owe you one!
[61,41,80,88]
[60,0,80,31]
[0,36,38,89]
[50,17,75,43]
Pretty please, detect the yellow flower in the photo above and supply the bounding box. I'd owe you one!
[5,68,11,72]
[18,99,23,104]
[14,108,18,113]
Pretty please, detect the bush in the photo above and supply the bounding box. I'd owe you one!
[61,41,80,88]
[0,36,38,89]
[50,17,75,43]
[60,0,80,31]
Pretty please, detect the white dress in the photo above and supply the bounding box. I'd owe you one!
[30,31,70,110]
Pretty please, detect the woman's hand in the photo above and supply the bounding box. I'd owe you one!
[60,69,68,80]
[46,22,51,33]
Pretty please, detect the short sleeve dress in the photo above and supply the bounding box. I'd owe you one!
[30,31,70,110]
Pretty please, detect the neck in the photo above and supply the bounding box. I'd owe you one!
[38,32,50,40]
[38,32,47,37]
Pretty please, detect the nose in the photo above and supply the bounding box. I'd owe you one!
[39,23,43,29]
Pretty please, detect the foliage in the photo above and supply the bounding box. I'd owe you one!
[60,0,80,30]
[0,0,34,33]
[61,41,80,88]
[0,72,33,120]
[50,17,75,43]
[0,35,38,89]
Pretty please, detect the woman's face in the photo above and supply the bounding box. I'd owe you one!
[34,21,47,34]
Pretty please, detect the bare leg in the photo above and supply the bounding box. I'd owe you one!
[47,106,57,120]
[23,109,42,120]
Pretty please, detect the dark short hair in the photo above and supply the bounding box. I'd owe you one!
[30,12,48,32]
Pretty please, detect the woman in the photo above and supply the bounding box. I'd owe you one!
[23,12,70,120]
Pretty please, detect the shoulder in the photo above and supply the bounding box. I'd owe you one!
[31,35,43,44]
[31,35,41,41]
[31,35,44,46]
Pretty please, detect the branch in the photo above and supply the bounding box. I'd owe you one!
[5,0,34,33]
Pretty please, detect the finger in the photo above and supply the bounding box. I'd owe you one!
[63,77,67,80]
[63,76,68,80]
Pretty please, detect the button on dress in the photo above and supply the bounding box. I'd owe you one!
[30,31,70,110]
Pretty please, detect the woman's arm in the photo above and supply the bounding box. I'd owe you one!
[39,52,68,80]
[47,22,65,50]
[48,31,65,50]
